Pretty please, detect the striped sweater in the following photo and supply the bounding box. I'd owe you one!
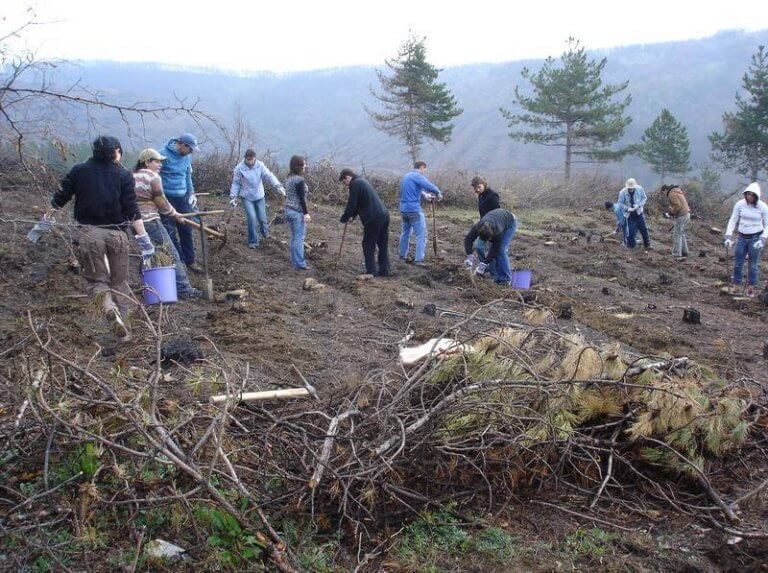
[133,169,178,222]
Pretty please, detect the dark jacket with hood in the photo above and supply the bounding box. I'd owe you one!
[464,208,516,262]
[477,188,501,217]
[52,158,140,228]
[340,175,388,225]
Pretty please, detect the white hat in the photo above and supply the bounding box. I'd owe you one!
[138,148,166,163]
[626,178,637,189]
[743,182,761,200]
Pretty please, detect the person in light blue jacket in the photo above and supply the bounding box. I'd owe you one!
[229,149,286,248]
[616,178,651,250]
[160,133,201,272]
[398,161,442,266]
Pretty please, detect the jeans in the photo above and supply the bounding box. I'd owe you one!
[487,220,517,284]
[399,211,427,262]
[626,212,650,249]
[285,209,307,269]
[672,213,690,257]
[362,214,390,277]
[145,219,194,294]
[474,238,488,262]
[243,197,269,246]
[162,194,196,265]
[733,234,763,286]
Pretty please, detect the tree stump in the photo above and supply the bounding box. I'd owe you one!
[682,308,701,324]
[557,303,573,320]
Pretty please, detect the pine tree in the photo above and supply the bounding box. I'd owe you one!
[367,34,463,162]
[639,109,691,182]
[709,45,768,181]
[501,38,632,181]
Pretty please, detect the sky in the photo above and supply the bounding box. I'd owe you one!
[4,0,768,73]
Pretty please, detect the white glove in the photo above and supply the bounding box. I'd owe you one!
[474,262,488,276]
[436,194,443,202]
[663,212,671,219]
[627,207,636,213]
[27,213,55,244]
[188,194,198,209]
[757,239,765,250]
[464,254,476,269]
[303,214,311,223]
[229,197,238,208]
[421,192,433,203]
[135,233,155,258]
[724,237,733,249]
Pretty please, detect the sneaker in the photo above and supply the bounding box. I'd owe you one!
[746,286,756,298]
[107,309,131,341]
[294,265,309,271]
[187,263,205,274]
[248,244,258,249]
[729,284,742,295]
[178,288,203,300]
[413,261,428,268]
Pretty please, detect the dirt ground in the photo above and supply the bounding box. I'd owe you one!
[1,185,767,571]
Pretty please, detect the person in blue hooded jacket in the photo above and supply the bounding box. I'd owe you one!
[605,201,627,246]
[398,161,442,266]
[159,133,202,273]
[229,149,286,248]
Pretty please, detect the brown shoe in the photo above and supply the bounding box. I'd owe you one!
[187,263,205,274]
[107,309,131,341]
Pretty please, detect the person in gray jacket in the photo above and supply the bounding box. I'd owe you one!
[229,149,286,248]
[463,208,517,285]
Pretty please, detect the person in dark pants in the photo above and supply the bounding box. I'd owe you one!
[463,208,517,285]
[616,178,651,250]
[339,168,391,277]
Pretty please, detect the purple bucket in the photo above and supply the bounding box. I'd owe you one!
[141,266,177,305]
[511,268,532,289]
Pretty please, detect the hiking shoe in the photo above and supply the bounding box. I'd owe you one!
[187,263,205,274]
[107,309,131,341]
[179,288,203,300]
[413,261,428,268]
[746,286,756,298]
[248,243,258,249]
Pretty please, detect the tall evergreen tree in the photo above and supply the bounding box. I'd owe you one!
[639,109,691,182]
[501,38,632,181]
[367,34,463,162]
[709,45,768,181]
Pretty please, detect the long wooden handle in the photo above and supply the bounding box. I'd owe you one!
[179,218,225,238]
[335,222,348,269]
[176,210,226,218]
[210,388,309,404]
[431,202,438,257]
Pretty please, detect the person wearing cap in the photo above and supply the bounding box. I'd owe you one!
[398,161,442,267]
[229,149,286,249]
[133,149,201,299]
[616,178,651,250]
[339,168,391,277]
[159,133,201,273]
[463,208,518,285]
[47,136,154,341]
[663,184,690,258]
[604,201,627,246]
[724,182,768,298]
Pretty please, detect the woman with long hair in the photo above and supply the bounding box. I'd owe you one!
[283,155,311,270]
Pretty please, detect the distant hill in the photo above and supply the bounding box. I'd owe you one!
[44,29,768,183]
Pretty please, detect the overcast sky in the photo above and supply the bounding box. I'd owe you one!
[5,0,768,73]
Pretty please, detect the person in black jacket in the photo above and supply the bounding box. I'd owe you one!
[463,208,517,285]
[48,136,155,341]
[471,176,502,262]
[339,168,391,277]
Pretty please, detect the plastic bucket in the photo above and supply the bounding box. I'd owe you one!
[141,266,178,305]
[511,268,533,289]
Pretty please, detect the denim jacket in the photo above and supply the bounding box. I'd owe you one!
[617,186,647,216]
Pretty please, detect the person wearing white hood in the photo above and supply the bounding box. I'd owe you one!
[724,182,768,298]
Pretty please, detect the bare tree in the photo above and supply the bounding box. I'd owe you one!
[0,8,220,161]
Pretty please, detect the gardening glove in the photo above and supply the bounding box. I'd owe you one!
[757,239,766,250]
[135,233,155,259]
[724,237,733,249]
[421,191,433,203]
[188,193,198,209]
[27,213,55,244]
[474,262,488,276]
[436,194,443,202]
[463,254,476,269]
[303,214,311,223]
[663,212,671,219]
[229,197,238,208]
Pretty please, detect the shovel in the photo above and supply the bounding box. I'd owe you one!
[431,202,439,258]
[335,222,348,269]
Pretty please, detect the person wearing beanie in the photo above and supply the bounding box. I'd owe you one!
[159,133,201,273]
[724,182,768,297]
[605,200,627,246]
[616,178,651,250]
[48,136,155,341]
[664,184,691,258]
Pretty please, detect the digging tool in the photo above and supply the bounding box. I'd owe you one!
[179,218,226,239]
[335,222,348,269]
[724,244,733,289]
[431,202,439,258]
[176,210,226,218]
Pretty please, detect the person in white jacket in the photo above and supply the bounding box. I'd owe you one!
[724,182,768,297]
